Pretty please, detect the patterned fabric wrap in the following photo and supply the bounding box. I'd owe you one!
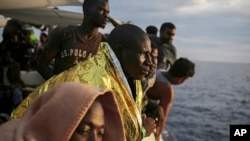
[11,42,144,141]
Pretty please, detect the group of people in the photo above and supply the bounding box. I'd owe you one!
[145,23,195,140]
[0,0,195,141]
[0,18,49,117]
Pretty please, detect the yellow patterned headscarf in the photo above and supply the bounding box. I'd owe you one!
[11,42,144,141]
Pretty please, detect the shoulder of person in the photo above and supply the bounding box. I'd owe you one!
[50,25,78,42]
[51,25,77,34]
[169,43,176,48]
[101,33,108,42]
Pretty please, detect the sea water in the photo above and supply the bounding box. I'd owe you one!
[164,61,250,141]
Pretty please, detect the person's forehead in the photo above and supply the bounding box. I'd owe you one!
[165,28,175,32]
[133,37,150,48]
[92,0,109,7]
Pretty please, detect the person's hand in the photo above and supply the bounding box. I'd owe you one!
[143,101,163,127]
[141,114,157,137]
[154,106,164,140]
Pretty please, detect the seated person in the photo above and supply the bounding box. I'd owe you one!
[0,82,126,141]
[12,24,156,140]
[146,57,195,141]
[0,50,24,115]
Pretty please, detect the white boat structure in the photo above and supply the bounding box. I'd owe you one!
[0,0,83,10]
[0,0,84,26]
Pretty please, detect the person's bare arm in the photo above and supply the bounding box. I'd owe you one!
[36,27,61,80]
[109,16,132,27]
[155,82,174,139]
[146,81,162,100]
[109,17,122,27]
[36,48,57,80]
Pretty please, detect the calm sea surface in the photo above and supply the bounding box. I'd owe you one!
[163,61,250,141]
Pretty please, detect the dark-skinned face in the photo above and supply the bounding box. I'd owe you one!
[86,0,110,28]
[148,47,158,76]
[160,28,176,44]
[172,77,189,85]
[120,37,152,80]
[70,101,105,141]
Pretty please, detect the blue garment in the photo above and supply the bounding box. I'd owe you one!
[11,87,23,107]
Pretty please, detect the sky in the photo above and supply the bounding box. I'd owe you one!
[1,0,250,64]
[59,0,250,64]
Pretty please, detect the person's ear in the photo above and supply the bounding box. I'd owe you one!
[84,7,91,16]
[113,44,124,58]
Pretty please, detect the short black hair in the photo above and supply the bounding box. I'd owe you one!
[169,57,195,78]
[108,24,148,52]
[83,0,109,13]
[160,22,176,33]
[146,25,158,35]
[2,19,23,40]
